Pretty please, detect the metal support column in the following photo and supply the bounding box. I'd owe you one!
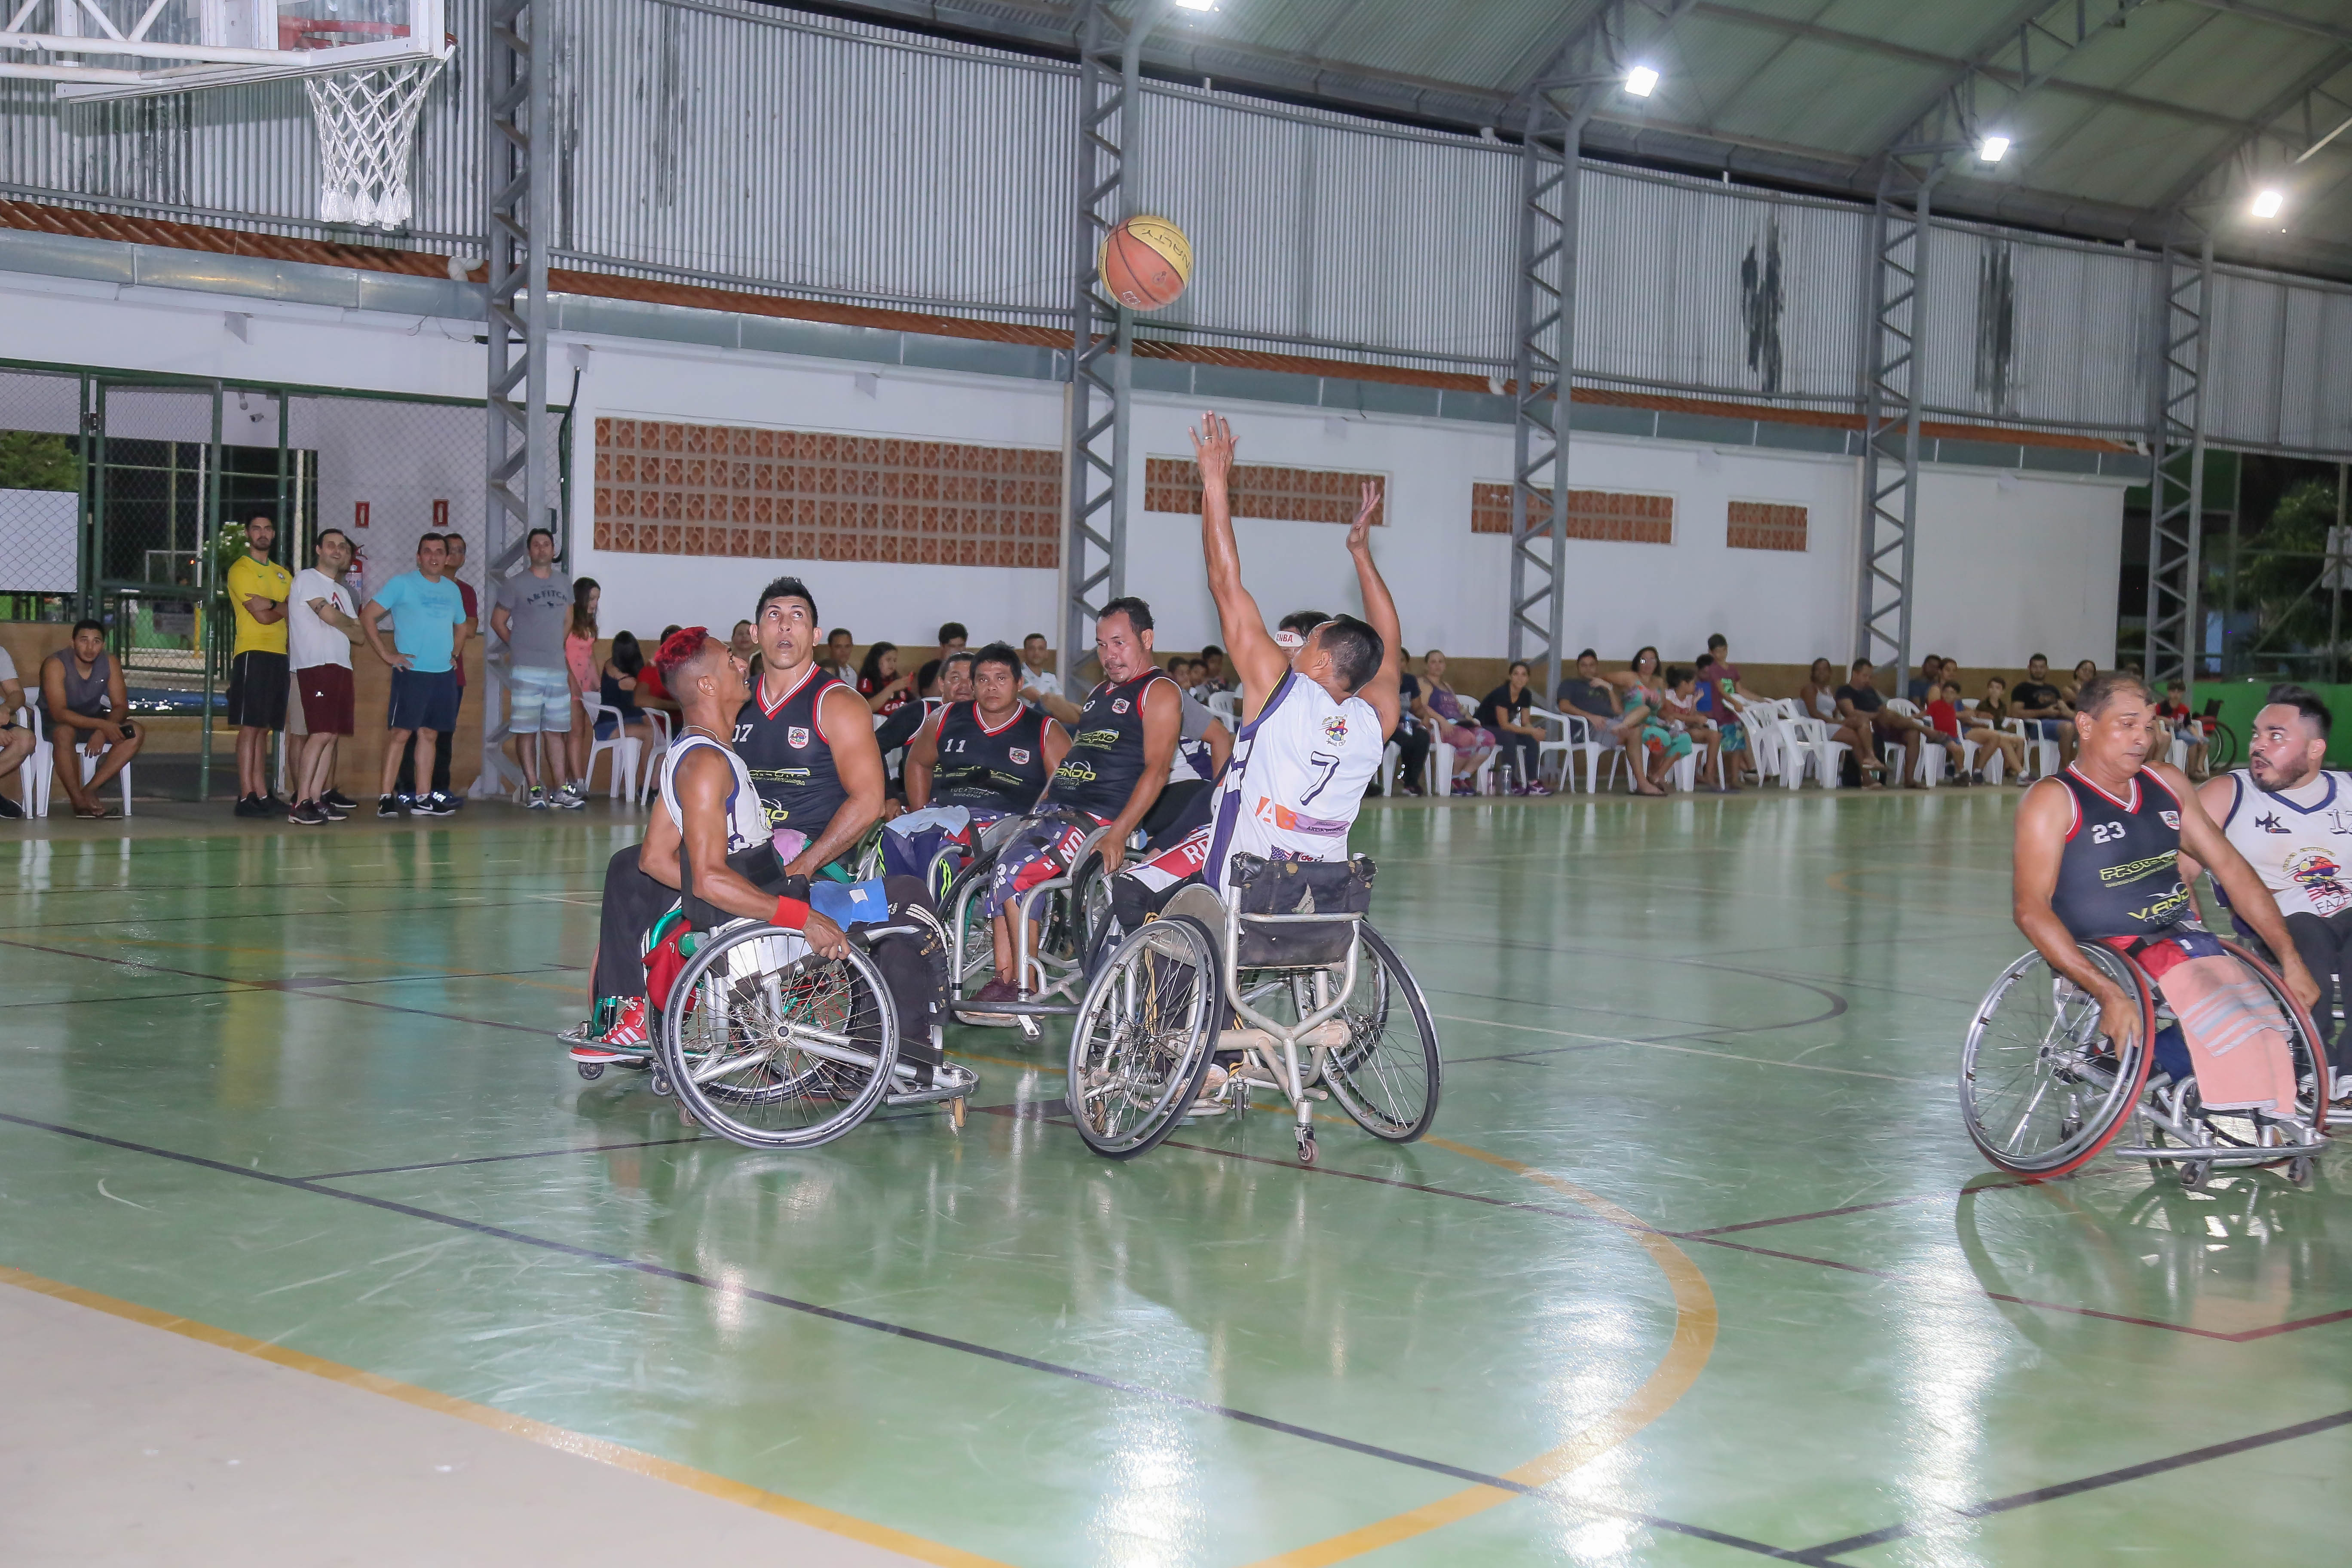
[1062,0,1133,687]
[2142,233,2211,694]
[1853,168,1940,692]
[483,0,549,796]
[1508,100,1581,702]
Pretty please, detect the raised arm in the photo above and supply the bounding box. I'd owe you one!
[1346,480,1402,739]
[1191,413,1287,718]
[2166,763,2319,1010]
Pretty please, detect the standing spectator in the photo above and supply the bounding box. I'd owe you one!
[826,627,858,686]
[490,527,586,810]
[40,619,142,819]
[1479,661,1551,795]
[1704,633,1744,692]
[860,641,916,714]
[1018,631,1061,707]
[937,621,968,653]
[2010,653,2077,767]
[287,528,361,824]
[0,643,32,818]
[226,513,294,817]
[363,533,471,818]
[565,577,600,788]
[397,531,478,803]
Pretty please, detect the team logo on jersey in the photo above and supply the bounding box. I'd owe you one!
[2256,811,2288,833]
[1112,698,1131,714]
[787,726,811,748]
[1009,747,1031,765]
[2288,848,2352,916]
[1323,715,1348,744]
[2160,810,2180,830]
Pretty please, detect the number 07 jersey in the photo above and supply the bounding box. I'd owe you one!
[1203,670,1386,894]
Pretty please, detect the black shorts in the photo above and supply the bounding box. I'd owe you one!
[227,650,291,730]
[388,669,461,734]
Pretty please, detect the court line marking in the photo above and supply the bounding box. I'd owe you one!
[1788,1406,2352,1566]
[0,1264,1012,1568]
[1426,1013,1922,1082]
[0,1110,1708,1534]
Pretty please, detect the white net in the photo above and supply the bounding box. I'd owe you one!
[305,57,448,228]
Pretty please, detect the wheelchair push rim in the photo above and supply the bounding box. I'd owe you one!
[1320,923,1442,1141]
[1960,942,2153,1179]
[1064,915,1222,1158]
[656,922,902,1150]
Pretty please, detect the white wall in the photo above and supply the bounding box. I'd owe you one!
[0,266,2128,669]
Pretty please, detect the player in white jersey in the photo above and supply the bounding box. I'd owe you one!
[1111,411,1402,918]
[2177,684,2352,1100]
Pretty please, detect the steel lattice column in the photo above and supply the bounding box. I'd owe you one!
[1853,169,1938,690]
[1060,0,1133,688]
[2143,234,2211,691]
[482,0,549,794]
[1507,101,1580,703]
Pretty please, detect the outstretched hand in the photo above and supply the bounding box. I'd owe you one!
[1189,412,1237,489]
[1347,479,1380,553]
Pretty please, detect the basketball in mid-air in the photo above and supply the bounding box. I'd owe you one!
[1099,215,1192,311]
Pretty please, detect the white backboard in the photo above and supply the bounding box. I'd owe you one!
[0,0,447,100]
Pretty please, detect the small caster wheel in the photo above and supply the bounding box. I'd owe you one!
[2289,1155,2316,1189]
[575,1062,604,1081]
[649,1068,673,1098]
[1017,1015,1042,1043]
[2180,1160,2209,1190]
[1296,1130,1317,1166]
[949,1097,967,1131]
[677,1099,699,1129]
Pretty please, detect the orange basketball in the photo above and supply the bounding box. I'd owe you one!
[1099,215,1193,311]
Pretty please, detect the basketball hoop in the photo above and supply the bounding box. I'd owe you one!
[304,45,449,229]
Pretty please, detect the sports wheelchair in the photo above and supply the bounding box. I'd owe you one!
[939,813,1121,1037]
[1960,935,2328,1188]
[611,910,977,1151]
[1063,855,1442,1164]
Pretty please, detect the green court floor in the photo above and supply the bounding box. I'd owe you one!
[3,793,2347,1566]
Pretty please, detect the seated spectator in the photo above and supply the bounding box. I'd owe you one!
[1838,658,1939,787]
[1692,652,1751,786]
[859,641,916,714]
[1660,666,1728,791]
[1905,654,1946,706]
[596,630,662,757]
[41,619,143,819]
[1198,644,1233,694]
[2156,678,2208,779]
[1805,657,1885,787]
[630,625,684,717]
[1017,631,1060,707]
[2065,658,2098,707]
[1606,646,1673,797]
[1187,657,1210,690]
[729,620,757,664]
[1167,654,1197,689]
[1941,680,2026,782]
[2009,653,2076,766]
[1557,648,1630,732]
[1798,656,1842,727]
[1419,649,1496,796]
[0,642,31,818]
[1478,661,1551,796]
[937,622,968,653]
[1388,647,1430,795]
[826,626,858,686]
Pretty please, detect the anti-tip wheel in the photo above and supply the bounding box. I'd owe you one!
[950,1097,967,1130]
[2180,1159,2210,1189]
[575,1061,604,1081]
[2289,1155,2317,1189]
[1296,1129,1318,1166]
[649,1068,673,1098]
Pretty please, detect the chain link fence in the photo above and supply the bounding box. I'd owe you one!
[0,368,86,623]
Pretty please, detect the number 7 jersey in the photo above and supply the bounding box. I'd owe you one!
[1202,670,1386,894]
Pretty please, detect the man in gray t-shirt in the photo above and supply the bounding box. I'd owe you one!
[488,527,586,808]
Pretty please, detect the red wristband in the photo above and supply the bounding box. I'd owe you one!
[771,896,811,930]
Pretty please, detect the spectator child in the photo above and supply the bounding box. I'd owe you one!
[1660,667,1727,791]
[2158,678,2208,779]
[566,577,600,787]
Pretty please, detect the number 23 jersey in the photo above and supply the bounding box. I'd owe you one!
[1203,671,1386,893]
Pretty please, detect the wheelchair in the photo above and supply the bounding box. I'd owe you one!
[644,913,977,1151]
[1064,855,1442,1164]
[940,814,1120,1038]
[1960,934,2328,1188]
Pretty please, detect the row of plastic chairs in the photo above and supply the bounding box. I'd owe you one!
[11,704,134,817]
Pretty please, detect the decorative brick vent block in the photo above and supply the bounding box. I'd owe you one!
[1145,459,1384,524]
[593,418,1062,568]
[1470,484,1674,543]
[1726,499,1808,552]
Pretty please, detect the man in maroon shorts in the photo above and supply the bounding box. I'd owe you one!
[287,528,362,824]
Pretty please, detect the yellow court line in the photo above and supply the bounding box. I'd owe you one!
[0,1264,1013,1568]
[1428,1011,1920,1083]
[1236,1138,1719,1568]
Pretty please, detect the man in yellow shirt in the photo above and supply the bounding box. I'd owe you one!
[225,514,294,818]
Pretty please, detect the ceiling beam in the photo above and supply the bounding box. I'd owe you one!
[2151,46,2352,214]
[1865,0,2150,163]
[2177,0,2352,51]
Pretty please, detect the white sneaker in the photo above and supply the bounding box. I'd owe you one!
[2331,1069,2352,1105]
[554,782,588,810]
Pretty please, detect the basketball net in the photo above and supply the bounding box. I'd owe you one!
[305,56,447,228]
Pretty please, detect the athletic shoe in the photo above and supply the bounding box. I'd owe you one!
[413,792,458,817]
[234,793,267,818]
[1450,779,1478,797]
[288,800,328,826]
[317,796,349,821]
[377,793,406,818]
[578,996,651,1054]
[1523,781,1552,797]
[525,786,550,810]
[554,783,588,810]
[0,794,23,820]
[958,977,1020,1024]
[322,789,359,811]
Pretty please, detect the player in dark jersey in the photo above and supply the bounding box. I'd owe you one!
[906,642,1068,817]
[733,575,887,877]
[969,598,1180,1010]
[2014,671,2314,1055]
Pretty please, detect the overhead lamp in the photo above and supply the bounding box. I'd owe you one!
[1173,0,1214,9]
[1978,134,2010,163]
[1624,64,1659,98]
[2251,187,2285,219]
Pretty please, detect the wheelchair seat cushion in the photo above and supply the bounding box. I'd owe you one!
[2130,932,2300,1112]
[1229,854,1375,967]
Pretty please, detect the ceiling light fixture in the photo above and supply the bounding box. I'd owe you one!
[1978,135,2010,163]
[2251,188,2284,219]
[1173,0,1214,9]
[1624,65,1659,98]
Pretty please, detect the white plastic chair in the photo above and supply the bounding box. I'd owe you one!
[585,698,643,802]
[1206,689,1240,726]
[16,704,53,817]
[640,708,674,803]
[2004,718,2060,780]
[37,703,132,817]
[1429,738,1497,798]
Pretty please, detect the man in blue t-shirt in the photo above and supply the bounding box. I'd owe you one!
[362,531,472,818]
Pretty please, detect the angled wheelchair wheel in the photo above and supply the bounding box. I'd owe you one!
[1323,924,1442,1141]
[940,853,1000,998]
[2187,938,2331,1155]
[657,923,900,1150]
[1065,915,1222,1158]
[1960,943,2152,1179]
